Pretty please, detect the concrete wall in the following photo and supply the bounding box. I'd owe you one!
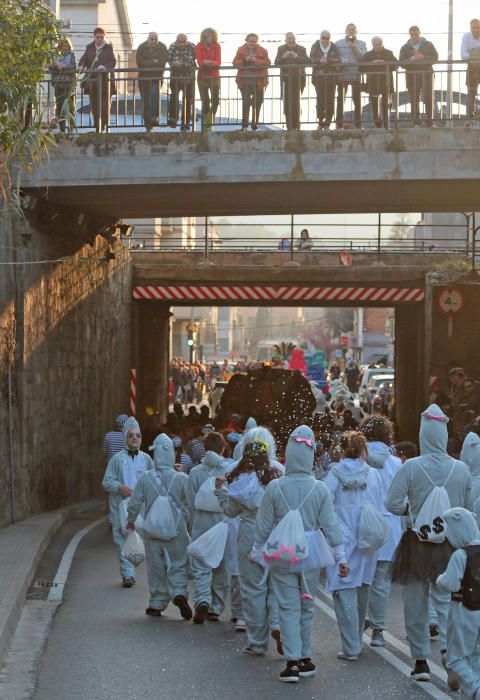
[0,211,132,526]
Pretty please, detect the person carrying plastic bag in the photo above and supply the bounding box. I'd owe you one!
[186,431,231,624]
[102,417,153,588]
[324,431,384,661]
[254,425,347,683]
[127,433,192,619]
[386,404,473,683]
[215,439,284,656]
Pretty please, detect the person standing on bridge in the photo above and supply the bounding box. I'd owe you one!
[274,32,308,130]
[78,27,116,133]
[362,36,397,128]
[127,434,193,619]
[167,34,196,131]
[335,23,367,129]
[310,30,341,130]
[136,32,168,132]
[399,26,438,127]
[461,18,480,125]
[385,404,472,682]
[233,33,270,131]
[195,28,222,132]
[102,417,153,588]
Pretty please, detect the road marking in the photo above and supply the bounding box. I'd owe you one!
[47,518,104,602]
[314,595,452,700]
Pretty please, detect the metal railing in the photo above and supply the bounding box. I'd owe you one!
[37,60,480,133]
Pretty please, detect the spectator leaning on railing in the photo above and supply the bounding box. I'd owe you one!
[399,26,438,128]
[48,37,76,133]
[274,32,308,131]
[167,33,196,132]
[461,18,480,125]
[335,23,367,129]
[136,32,168,132]
[195,28,222,132]
[233,33,270,131]
[362,36,397,129]
[310,30,341,130]
[78,27,116,133]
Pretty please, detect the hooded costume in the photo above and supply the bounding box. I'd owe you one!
[385,404,473,662]
[215,448,280,654]
[102,417,153,581]
[460,433,480,527]
[232,426,285,474]
[324,453,383,657]
[365,440,403,633]
[127,434,190,612]
[254,426,345,663]
[186,450,231,614]
[437,508,480,700]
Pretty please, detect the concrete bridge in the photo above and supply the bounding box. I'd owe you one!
[22,128,480,217]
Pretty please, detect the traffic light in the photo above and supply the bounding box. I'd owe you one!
[187,331,194,347]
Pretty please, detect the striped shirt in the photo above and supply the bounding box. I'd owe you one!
[103,430,125,464]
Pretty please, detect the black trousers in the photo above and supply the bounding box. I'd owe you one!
[406,72,434,125]
[313,75,336,127]
[240,79,264,128]
[89,74,111,132]
[336,80,362,128]
[369,92,391,127]
[168,76,194,127]
[281,75,302,129]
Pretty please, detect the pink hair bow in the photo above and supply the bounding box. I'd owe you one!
[423,413,447,422]
[294,437,313,447]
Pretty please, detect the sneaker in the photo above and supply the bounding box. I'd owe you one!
[122,576,135,588]
[271,628,284,656]
[235,619,247,632]
[370,629,386,647]
[337,651,359,661]
[429,623,439,640]
[242,646,264,656]
[279,661,300,683]
[193,602,209,625]
[173,595,193,620]
[298,658,316,677]
[411,660,431,682]
[206,612,219,622]
[441,652,460,691]
[145,607,162,617]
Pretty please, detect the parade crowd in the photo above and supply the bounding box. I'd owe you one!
[101,389,480,695]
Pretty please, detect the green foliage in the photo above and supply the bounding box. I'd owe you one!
[0,0,61,206]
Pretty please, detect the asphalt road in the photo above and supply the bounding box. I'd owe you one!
[28,522,457,700]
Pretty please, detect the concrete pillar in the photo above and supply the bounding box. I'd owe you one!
[134,301,170,443]
[395,302,426,441]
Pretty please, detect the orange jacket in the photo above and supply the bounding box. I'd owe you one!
[195,42,221,79]
[233,44,270,88]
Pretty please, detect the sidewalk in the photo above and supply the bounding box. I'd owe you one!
[0,501,101,664]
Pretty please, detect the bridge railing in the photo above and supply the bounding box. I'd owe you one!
[38,60,478,133]
[126,218,472,259]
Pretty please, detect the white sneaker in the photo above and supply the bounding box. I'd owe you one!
[337,651,359,661]
[235,619,247,632]
[242,646,264,656]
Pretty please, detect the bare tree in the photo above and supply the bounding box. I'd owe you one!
[389,214,415,244]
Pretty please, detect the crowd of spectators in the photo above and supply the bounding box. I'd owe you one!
[49,19,480,133]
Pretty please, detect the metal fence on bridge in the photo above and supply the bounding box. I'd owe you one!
[38,61,479,133]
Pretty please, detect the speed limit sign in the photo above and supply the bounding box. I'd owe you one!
[437,287,465,316]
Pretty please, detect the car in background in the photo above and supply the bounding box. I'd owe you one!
[364,374,394,414]
[358,366,395,408]
[371,380,394,416]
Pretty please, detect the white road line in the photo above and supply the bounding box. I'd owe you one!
[47,518,104,602]
[314,596,452,700]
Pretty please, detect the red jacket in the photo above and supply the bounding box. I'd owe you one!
[195,42,221,80]
[233,44,270,88]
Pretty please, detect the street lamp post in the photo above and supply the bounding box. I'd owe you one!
[447,0,454,124]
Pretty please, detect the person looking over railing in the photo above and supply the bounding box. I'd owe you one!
[310,30,341,130]
[78,27,116,133]
[136,32,168,133]
[295,228,313,250]
[363,36,397,129]
[274,32,308,131]
[461,18,480,126]
[233,33,270,131]
[167,33,196,132]
[399,26,438,127]
[48,37,76,133]
[195,28,221,132]
[335,23,367,130]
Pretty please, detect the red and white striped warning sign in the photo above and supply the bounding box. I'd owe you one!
[133,285,424,303]
[130,368,136,416]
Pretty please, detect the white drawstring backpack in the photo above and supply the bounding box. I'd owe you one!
[413,461,457,543]
[143,472,181,540]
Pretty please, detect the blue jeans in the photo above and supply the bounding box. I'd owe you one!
[139,79,160,127]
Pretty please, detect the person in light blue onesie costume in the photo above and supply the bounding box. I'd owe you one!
[385,404,473,682]
[254,425,347,683]
[102,416,153,587]
[437,507,480,699]
[215,440,283,656]
[127,433,192,619]
[460,432,480,527]
[186,431,230,623]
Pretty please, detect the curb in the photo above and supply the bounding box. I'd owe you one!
[0,500,103,666]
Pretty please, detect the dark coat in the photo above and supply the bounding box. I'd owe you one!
[79,41,117,95]
[362,48,397,94]
[136,40,168,80]
[399,38,438,73]
[309,41,341,79]
[274,44,308,91]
